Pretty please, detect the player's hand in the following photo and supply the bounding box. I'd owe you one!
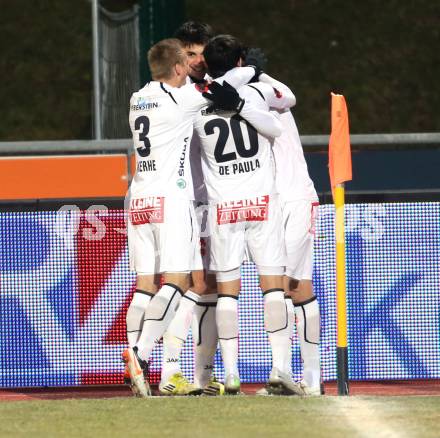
[244,47,267,82]
[202,81,245,113]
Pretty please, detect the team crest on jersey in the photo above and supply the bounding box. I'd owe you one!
[176,178,187,189]
[129,197,164,225]
[217,195,269,224]
[138,97,148,106]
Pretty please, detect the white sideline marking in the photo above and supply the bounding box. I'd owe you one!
[332,397,406,438]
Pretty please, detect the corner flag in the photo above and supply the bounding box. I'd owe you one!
[329,93,352,190]
[329,92,352,396]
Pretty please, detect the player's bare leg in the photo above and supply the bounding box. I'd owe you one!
[288,277,322,395]
[216,274,241,394]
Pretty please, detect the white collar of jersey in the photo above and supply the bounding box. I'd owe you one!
[143,80,174,91]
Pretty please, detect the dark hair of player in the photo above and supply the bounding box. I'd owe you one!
[174,21,214,47]
[203,34,245,79]
[147,38,186,80]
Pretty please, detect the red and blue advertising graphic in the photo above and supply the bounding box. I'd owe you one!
[0,203,439,388]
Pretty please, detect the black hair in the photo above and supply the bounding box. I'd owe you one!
[203,34,245,78]
[174,21,214,46]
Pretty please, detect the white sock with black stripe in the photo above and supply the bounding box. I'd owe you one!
[284,295,295,376]
[126,289,154,347]
[135,283,183,362]
[264,289,290,373]
[295,296,321,389]
[216,295,239,378]
[161,290,200,382]
[192,293,218,388]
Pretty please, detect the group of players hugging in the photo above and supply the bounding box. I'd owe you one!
[123,21,322,397]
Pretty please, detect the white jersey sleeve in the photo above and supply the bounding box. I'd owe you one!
[273,110,318,202]
[211,67,283,138]
[172,82,210,117]
[215,66,257,88]
[238,95,282,138]
[258,73,296,110]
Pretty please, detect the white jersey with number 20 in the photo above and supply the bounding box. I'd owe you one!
[193,75,296,202]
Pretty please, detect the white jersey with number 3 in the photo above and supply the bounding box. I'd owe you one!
[129,81,208,200]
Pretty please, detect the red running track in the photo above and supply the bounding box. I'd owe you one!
[1,380,439,402]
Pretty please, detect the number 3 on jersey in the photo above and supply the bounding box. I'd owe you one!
[135,116,151,157]
[204,115,259,163]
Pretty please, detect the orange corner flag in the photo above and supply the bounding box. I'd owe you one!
[329,93,352,189]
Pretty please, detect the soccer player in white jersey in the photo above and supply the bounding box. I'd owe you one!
[193,34,298,394]
[243,49,322,396]
[123,38,283,397]
[158,22,226,396]
[273,110,322,396]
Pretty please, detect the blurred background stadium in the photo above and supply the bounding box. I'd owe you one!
[0,0,439,393]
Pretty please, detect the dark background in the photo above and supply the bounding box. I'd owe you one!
[1,0,439,140]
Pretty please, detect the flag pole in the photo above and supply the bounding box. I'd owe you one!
[335,182,349,395]
[328,92,352,395]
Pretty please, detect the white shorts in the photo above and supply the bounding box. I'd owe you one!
[209,194,285,272]
[128,197,199,274]
[283,199,319,280]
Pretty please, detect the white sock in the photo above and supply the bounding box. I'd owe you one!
[192,293,218,388]
[264,289,290,373]
[284,296,295,376]
[161,290,200,382]
[135,283,183,362]
[295,296,321,388]
[126,290,154,347]
[216,295,239,377]
[161,332,184,383]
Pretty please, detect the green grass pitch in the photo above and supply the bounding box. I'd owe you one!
[1,395,439,438]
